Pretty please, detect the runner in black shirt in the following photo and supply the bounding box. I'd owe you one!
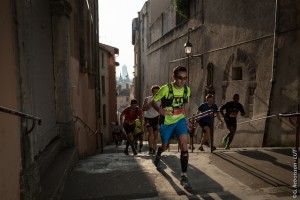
[220,94,245,149]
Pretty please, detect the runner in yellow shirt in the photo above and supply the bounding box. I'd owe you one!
[134,118,144,153]
[151,66,192,189]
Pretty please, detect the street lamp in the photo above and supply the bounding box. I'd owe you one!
[184,41,192,55]
[184,28,193,83]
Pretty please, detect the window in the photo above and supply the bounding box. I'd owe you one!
[175,0,190,25]
[101,53,105,68]
[102,104,106,126]
[232,67,243,80]
[101,76,106,95]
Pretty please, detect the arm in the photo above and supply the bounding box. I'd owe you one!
[138,108,143,119]
[184,101,190,116]
[151,99,171,116]
[217,112,223,122]
[220,105,227,120]
[151,99,160,113]
[142,97,150,111]
[215,105,223,122]
[240,104,246,116]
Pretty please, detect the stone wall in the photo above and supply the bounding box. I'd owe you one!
[137,0,300,147]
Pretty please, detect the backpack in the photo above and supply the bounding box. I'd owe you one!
[159,83,188,125]
[161,83,188,108]
[127,106,139,119]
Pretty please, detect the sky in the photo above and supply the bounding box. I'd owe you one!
[98,0,147,79]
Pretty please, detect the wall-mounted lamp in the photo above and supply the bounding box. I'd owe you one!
[184,28,193,84]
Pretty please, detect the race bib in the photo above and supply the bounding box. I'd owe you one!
[229,112,238,117]
[173,108,184,115]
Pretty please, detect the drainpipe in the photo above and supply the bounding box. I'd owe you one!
[263,0,279,147]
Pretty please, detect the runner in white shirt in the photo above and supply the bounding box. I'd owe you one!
[142,85,161,155]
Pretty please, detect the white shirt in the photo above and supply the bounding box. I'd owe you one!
[143,96,160,118]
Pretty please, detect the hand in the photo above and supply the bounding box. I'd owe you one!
[218,121,224,129]
[159,107,172,116]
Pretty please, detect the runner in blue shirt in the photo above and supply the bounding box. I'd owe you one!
[197,94,223,151]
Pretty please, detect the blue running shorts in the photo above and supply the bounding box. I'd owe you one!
[160,118,188,144]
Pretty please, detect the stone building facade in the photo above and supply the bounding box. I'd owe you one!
[133,0,300,147]
[99,43,119,144]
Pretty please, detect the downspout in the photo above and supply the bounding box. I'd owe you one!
[95,0,101,149]
[263,0,279,147]
[138,13,143,107]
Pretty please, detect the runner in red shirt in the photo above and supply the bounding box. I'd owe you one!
[120,99,143,155]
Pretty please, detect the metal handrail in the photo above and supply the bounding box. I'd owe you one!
[73,115,103,153]
[0,105,42,134]
[188,110,219,153]
[188,109,218,123]
[73,115,99,136]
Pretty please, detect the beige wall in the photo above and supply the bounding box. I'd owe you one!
[0,1,21,199]
[70,57,98,157]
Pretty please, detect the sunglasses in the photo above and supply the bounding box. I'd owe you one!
[176,76,188,81]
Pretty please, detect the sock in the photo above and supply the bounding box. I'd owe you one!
[180,151,189,173]
[125,141,129,150]
[130,141,136,151]
[156,146,163,157]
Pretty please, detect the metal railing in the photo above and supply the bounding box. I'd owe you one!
[188,109,218,153]
[73,115,103,153]
[188,110,300,152]
[0,105,42,135]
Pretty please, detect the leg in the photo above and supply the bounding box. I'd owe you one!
[148,126,154,154]
[127,132,137,155]
[199,127,210,151]
[199,133,205,151]
[178,134,192,188]
[226,126,236,146]
[113,133,118,147]
[189,133,195,150]
[139,133,143,152]
[178,134,189,172]
[153,126,159,154]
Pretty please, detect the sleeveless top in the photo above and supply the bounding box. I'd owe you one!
[143,96,160,118]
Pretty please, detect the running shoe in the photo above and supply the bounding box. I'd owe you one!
[204,141,209,146]
[211,146,216,151]
[152,149,156,155]
[133,150,137,156]
[138,149,142,153]
[198,146,204,151]
[224,145,230,150]
[222,137,227,147]
[154,157,161,169]
[188,145,195,150]
[124,149,129,155]
[180,175,192,189]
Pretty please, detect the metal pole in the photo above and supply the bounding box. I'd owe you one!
[210,112,215,153]
[187,54,190,84]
